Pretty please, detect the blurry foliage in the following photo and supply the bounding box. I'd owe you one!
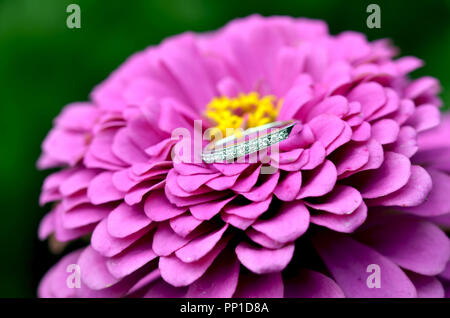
[0,0,448,297]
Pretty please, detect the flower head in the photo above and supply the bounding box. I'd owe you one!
[38,15,450,298]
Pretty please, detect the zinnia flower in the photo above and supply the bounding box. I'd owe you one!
[37,15,450,298]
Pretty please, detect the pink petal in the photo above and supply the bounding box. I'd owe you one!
[190,196,236,220]
[63,204,111,229]
[334,142,370,176]
[173,162,213,176]
[367,165,432,207]
[274,171,302,201]
[252,201,310,244]
[284,269,345,298]
[224,196,272,219]
[235,242,294,274]
[405,76,440,100]
[300,141,326,170]
[39,249,83,298]
[87,171,124,205]
[386,126,418,158]
[371,119,400,144]
[326,122,352,155]
[297,160,337,198]
[107,203,151,238]
[367,88,400,122]
[169,213,203,237]
[277,76,313,120]
[42,129,86,166]
[407,272,444,298]
[313,232,416,297]
[91,219,147,257]
[212,163,249,176]
[106,238,157,279]
[356,216,450,276]
[55,103,99,131]
[406,104,440,132]
[308,114,346,149]
[159,238,227,287]
[206,174,240,191]
[401,168,450,216]
[220,212,254,230]
[306,95,349,122]
[351,121,371,141]
[166,170,212,198]
[233,272,284,298]
[144,190,187,221]
[78,246,120,290]
[305,185,362,215]
[88,128,127,167]
[38,210,55,240]
[310,202,367,233]
[152,222,191,256]
[245,228,284,249]
[186,250,240,298]
[348,82,386,118]
[126,269,161,296]
[360,152,411,199]
[112,128,148,164]
[144,279,187,298]
[59,169,98,196]
[231,165,261,192]
[124,180,165,205]
[175,225,228,263]
[165,185,228,207]
[177,173,221,192]
[241,171,279,202]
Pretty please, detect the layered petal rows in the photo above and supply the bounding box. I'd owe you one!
[38,15,450,298]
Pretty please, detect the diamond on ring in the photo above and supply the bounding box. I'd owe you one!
[202,121,296,163]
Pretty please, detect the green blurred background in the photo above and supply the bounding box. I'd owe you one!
[0,0,449,297]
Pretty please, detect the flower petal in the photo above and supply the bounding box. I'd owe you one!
[360,152,411,199]
[106,238,157,278]
[401,169,450,216]
[313,231,417,297]
[297,160,337,199]
[235,242,294,274]
[159,237,227,287]
[87,172,124,205]
[78,246,120,290]
[252,201,310,244]
[144,190,187,221]
[233,272,284,298]
[175,225,228,263]
[107,203,151,238]
[305,185,362,215]
[407,272,444,298]
[367,165,432,207]
[284,269,345,298]
[186,249,240,298]
[356,216,450,276]
[274,171,302,201]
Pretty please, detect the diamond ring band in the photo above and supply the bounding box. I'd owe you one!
[202,121,296,163]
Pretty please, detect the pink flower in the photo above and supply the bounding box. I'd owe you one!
[38,15,450,298]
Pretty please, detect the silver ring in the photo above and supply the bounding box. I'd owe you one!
[202,121,296,163]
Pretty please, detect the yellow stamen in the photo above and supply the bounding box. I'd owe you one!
[205,92,281,138]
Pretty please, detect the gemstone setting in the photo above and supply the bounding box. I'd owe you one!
[202,122,295,163]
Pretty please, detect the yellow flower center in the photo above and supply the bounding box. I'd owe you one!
[205,92,281,138]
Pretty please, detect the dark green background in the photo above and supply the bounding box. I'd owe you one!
[0,0,449,297]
